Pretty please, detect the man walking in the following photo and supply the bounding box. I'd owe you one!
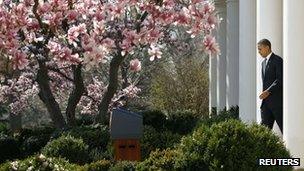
[257,39,283,133]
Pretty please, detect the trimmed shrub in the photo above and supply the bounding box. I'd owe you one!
[61,125,110,151]
[166,110,199,135]
[202,119,256,170]
[21,135,50,156]
[176,119,292,170]
[199,106,239,127]
[142,110,199,135]
[142,110,167,131]
[0,134,20,164]
[137,149,182,171]
[140,126,182,160]
[81,160,112,171]
[249,124,292,171]
[42,135,89,164]
[76,115,95,126]
[110,161,137,171]
[0,123,8,134]
[18,126,55,156]
[0,154,80,171]
[174,125,210,170]
[89,146,114,161]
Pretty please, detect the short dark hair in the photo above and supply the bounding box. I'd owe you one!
[258,39,271,49]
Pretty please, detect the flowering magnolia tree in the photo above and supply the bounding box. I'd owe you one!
[0,0,220,128]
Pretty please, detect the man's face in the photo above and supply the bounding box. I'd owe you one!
[258,44,269,58]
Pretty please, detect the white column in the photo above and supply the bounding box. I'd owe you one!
[239,0,256,123]
[257,0,283,136]
[283,0,304,168]
[226,0,239,108]
[209,55,217,114]
[215,1,227,112]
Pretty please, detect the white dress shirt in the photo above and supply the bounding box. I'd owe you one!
[265,52,273,65]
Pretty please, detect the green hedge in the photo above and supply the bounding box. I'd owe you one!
[166,110,199,135]
[140,119,292,170]
[199,106,239,127]
[81,160,112,171]
[0,154,80,171]
[110,161,137,171]
[42,135,90,164]
[0,123,8,134]
[0,134,20,163]
[140,126,182,160]
[142,110,199,135]
[18,126,55,157]
[142,110,167,131]
[60,125,110,151]
[137,149,182,171]
[177,119,292,170]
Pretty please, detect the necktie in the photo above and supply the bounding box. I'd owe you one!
[262,58,267,78]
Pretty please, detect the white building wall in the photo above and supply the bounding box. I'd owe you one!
[226,0,239,108]
[215,1,227,112]
[283,0,304,168]
[239,0,257,123]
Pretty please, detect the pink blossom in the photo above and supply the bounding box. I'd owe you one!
[0,0,220,117]
[55,47,81,65]
[81,34,94,51]
[129,59,141,72]
[120,40,133,56]
[174,10,191,25]
[123,29,140,45]
[83,45,108,69]
[27,18,40,30]
[92,21,105,35]
[0,72,38,114]
[186,22,202,38]
[11,51,29,70]
[94,11,105,22]
[68,24,87,44]
[47,41,61,55]
[205,14,220,31]
[158,12,174,24]
[201,2,215,15]
[23,0,33,7]
[67,10,78,22]
[203,35,220,56]
[163,0,175,7]
[146,28,163,44]
[38,2,52,14]
[58,47,72,62]
[47,12,64,27]
[191,0,203,4]
[108,3,124,20]
[148,44,162,61]
[102,38,115,49]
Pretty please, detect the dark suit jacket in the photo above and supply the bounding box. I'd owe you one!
[261,53,283,110]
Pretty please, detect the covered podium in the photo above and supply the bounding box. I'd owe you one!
[110,108,143,161]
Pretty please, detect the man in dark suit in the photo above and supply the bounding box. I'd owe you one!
[257,39,283,133]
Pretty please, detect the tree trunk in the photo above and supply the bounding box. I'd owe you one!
[66,65,85,126]
[36,62,66,128]
[120,61,129,107]
[97,54,125,125]
[121,61,129,89]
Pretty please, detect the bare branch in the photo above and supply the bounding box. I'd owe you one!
[47,67,74,82]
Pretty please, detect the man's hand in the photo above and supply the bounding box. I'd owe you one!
[259,90,270,99]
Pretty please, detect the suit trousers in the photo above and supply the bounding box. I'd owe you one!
[261,104,283,133]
